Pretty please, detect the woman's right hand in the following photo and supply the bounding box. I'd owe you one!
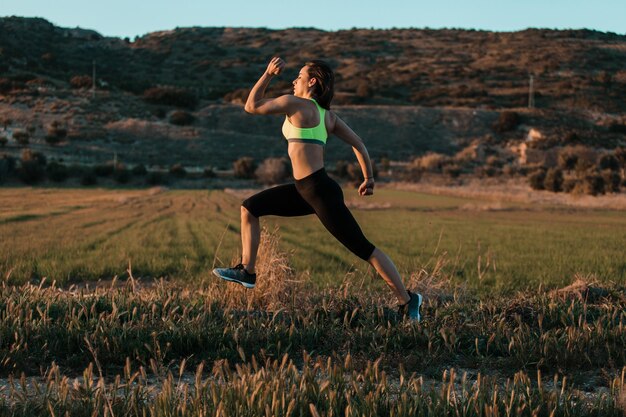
[265,57,285,76]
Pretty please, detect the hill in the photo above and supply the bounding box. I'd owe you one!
[0,17,625,169]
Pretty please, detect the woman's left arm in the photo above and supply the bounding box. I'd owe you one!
[330,113,375,196]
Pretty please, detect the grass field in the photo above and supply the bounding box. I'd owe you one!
[1,186,625,415]
[1,187,625,292]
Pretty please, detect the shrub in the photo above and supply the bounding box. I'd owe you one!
[169,164,187,178]
[601,170,620,193]
[203,167,216,178]
[114,167,131,184]
[146,171,166,185]
[544,168,564,192]
[18,150,46,184]
[486,155,504,168]
[563,178,578,193]
[255,158,290,185]
[143,87,198,109]
[557,148,578,172]
[412,152,450,173]
[528,169,547,190]
[598,154,620,171]
[69,75,92,89]
[0,154,17,183]
[67,164,86,178]
[168,111,195,126]
[0,135,7,147]
[45,122,67,145]
[443,164,462,178]
[582,173,605,196]
[475,165,500,178]
[502,165,517,176]
[131,164,148,176]
[493,111,520,133]
[94,163,114,177]
[334,160,349,178]
[12,130,30,145]
[2,118,12,130]
[81,170,98,186]
[46,162,68,182]
[379,158,391,172]
[233,157,256,179]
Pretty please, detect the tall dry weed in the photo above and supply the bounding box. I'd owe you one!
[208,227,301,311]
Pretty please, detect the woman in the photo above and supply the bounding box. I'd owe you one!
[213,57,423,321]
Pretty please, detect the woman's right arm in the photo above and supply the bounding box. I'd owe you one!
[245,57,296,115]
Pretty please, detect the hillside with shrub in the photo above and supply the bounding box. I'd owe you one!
[0,17,625,195]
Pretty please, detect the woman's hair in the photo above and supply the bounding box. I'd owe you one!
[305,60,334,110]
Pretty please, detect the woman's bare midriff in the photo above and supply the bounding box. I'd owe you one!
[288,142,325,180]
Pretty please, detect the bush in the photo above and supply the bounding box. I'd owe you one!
[203,167,216,178]
[475,165,500,178]
[169,164,187,178]
[529,169,547,190]
[46,162,68,182]
[13,130,30,145]
[502,165,517,176]
[18,150,46,184]
[412,153,450,173]
[334,160,349,178]
[131,164,148,176]
[169,111,195,126]
[486,155,504,168]
[146,171,166,185]
[557,148,578,172]
[114,167,131,184]
[598,154,620,171]
[563,178,578,193]
[601,170,620,193]
[544,168,564,192]
[70,75,92,89]
[0,154,17,183]
[94,163,115,177]
[81,170,98,186]
[582,173,605,196]
[143,87,198,109]
[443,164,462,178]
[493,111,520,133]
[255,158,290,185]
[0,135,7,147]
[45,121,67,145]
[233,157,256,179]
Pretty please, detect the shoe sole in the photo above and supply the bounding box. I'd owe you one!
[212,269,255,289]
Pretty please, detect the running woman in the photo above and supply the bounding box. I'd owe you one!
[213,57,423,321]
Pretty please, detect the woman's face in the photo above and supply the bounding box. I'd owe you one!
[292,65,314,97]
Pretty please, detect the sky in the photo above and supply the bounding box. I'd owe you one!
[2,0,625,38]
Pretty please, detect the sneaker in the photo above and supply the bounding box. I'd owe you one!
[398,291,423,322]
[212,263,256,289]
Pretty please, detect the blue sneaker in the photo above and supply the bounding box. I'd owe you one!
[212,263,256,289]
[398,291,423,322]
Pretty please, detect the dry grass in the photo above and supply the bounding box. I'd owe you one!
[388,179,626,210]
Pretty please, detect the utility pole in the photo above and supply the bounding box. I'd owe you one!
[92,60,96,99]
[528,74,535,109]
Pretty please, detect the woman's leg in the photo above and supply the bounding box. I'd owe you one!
[296,172,411,304]
[240,205,261,273]
[240,184,315,273]
[368,248,411,304]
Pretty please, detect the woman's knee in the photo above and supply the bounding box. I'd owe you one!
[241,204,258,221]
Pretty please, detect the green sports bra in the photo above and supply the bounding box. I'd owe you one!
[282,98,328,146]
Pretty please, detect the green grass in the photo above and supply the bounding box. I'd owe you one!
[1,187,625,293]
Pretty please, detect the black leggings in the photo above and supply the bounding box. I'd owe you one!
[242,168,376,261]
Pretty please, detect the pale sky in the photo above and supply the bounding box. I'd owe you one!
[2,0,625,38]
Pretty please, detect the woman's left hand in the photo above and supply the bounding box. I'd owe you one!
[358,178,375,196]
